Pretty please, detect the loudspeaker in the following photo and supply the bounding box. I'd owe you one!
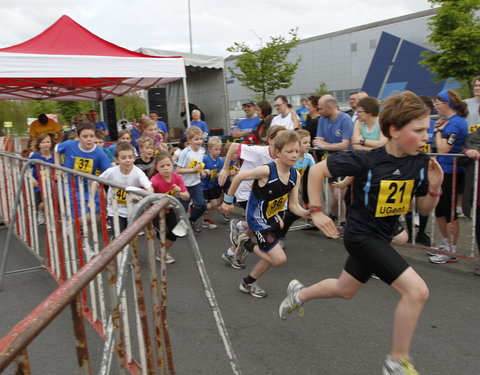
[102,99,118,141]
[148,87,168,123]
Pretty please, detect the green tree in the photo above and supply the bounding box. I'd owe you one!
[115,92,146,121]
[315,82,330,96]
[421,0,480,94]
[227,28,300,100]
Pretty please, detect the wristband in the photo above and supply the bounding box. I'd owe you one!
[223,194,234,204]
[428,188,442,197]
[305,203,323,213]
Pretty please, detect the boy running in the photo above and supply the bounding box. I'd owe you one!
[279,91,444,374]
[221,130,309,298]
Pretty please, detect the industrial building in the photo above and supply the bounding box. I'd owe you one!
[225,8,458,112]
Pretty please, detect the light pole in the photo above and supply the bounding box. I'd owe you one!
[187,0,193,53]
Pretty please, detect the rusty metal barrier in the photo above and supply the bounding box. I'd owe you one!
[0,151,241,374]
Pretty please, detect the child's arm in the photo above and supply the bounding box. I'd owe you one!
[54,151,61,166]
[218,143,240,186]
[288,172,310,218]
[176,164,202,174]
[220,165,269,215]
[333,176,353,190]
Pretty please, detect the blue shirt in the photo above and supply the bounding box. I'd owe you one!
[156,121,168,134]
[202,153,225,190]
[293,153,315,176]
[191,120,208,133]
[95,121,108,132]
[296,107,309,127]
[316,112,353,144]
[236,117,261,132]
[29,152,55,192]
[56,140,111,179]
[437,114,468,174]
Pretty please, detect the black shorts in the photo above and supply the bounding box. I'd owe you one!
[435,173,464,223]
[153,209,179,242]
[343,237,409,285]
[203,186,222,201]
[35,190,42,206]
[237,200,247,210]
[253,226,282,252]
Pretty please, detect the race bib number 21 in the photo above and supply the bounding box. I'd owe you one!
[375,180,414,217]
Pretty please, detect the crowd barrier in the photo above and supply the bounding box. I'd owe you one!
[0,151,241,374]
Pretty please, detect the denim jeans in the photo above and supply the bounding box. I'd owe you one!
[187,183,207,222]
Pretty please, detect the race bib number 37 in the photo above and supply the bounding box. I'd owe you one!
[73,157,93,174]
[266,194,288,219]
[375,180,414,217]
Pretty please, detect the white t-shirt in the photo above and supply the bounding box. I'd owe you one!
[99,165,152,218]
[177,146,206,187]
[271,112,295,130]
[235,144,275,201]
[465,98,480,129]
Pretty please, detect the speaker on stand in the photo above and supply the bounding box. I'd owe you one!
[148,87,168,128]
[102,99,117,141]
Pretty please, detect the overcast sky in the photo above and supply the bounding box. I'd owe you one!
[0,0,434,57]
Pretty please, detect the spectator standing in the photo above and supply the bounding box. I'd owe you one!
[149,110,169,142]
[464,76,480,132]
[344,92,358,118]
[88,110,109,139]
[181,98,205,128]
[304,94,321,145]
[296,98,309,128]
[351,91,368,124]
[314,95,353,227]
[430,89,469,264]
[351,96,387,151]
[271,95,300,130]
[190,109,209,133]
[232,101,262,139]
[29,113,62,142]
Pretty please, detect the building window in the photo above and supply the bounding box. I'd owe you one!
[369,39,377,49]
[350,43,357,52]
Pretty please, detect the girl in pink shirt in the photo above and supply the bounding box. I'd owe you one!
[150,151,190,263]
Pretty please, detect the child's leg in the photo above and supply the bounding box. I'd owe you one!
[188,184,207,222]
[204,198,218,220]
[389,267,429,361]
[298,269,364,301]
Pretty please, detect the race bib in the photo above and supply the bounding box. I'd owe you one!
[375,180,414,217]
[165,189,176,196]
[266,193,288,219]
[73,157,93,174]
[468,124,480,133]
[188,159,205,173]
[115,188,127,206]
[296,167,306,177]
[422,144,431,153]
[210,168,218,182]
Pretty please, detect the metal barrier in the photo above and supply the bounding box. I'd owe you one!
[0,151,241,374]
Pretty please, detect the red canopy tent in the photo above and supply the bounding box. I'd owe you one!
[0,15,187,102]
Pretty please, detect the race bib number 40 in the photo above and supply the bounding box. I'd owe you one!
[73,157,93,174]
[375,180,414,217]
[115,188,127,206]
[266,193,288,219]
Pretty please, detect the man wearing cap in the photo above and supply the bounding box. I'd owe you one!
[232,101,262,139]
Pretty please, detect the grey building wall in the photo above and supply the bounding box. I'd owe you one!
[225,9,437,110]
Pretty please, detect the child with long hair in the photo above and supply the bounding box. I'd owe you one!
[150,151,190,263]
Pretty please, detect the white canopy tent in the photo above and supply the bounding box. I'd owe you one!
[138,48,229,132]
[0,15,190,127]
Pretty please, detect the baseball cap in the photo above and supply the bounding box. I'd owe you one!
[242,101,256,107]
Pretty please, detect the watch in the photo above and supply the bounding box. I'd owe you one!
[359,137,366,146]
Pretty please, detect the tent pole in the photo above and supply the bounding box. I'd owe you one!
[182,78,191,128]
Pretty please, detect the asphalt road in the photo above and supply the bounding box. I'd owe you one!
[1,215,479,375]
